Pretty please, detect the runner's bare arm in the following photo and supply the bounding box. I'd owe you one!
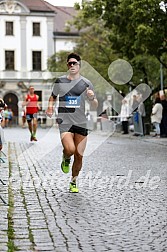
[46,95,57,118]
[86,88,98,109]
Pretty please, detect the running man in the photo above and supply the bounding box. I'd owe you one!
[23,86,40,141]
[46,53,98,193]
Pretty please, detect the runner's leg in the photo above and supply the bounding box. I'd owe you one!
[32,117,38,137]
[27,121,32,135]
[61,132,75,158]
[60,132,76,173]
[72,133,87,180]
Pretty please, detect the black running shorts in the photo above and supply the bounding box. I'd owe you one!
[59,124,88,136]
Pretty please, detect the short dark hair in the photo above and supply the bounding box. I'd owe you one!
[155,97,161,104]
[67,52,81,62]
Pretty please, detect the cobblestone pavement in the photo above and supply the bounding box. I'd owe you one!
[0,127,167,252]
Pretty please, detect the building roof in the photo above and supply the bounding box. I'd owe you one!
[0,0,79,34]
[44,1,79,34]
[19,0,54,12]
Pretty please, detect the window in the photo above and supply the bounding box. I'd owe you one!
[5,51,15,70]
[32,51,41,71]
[33,22,40,36]
[6,22,13,35]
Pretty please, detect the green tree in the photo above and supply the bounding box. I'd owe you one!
[47,0,166,93]
[73,0,167,89]
[47,50,70,73]
[75,0,167,66]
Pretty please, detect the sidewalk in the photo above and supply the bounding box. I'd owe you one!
[114,131,167,146]
[0,127,167,252]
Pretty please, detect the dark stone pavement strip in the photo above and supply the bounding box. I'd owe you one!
[0,129,167,251]
[0,143,8,252]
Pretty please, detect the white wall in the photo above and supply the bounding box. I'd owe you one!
[0,15,54,73]
[0,15,21,71]
[55,37,78,52]
[26,16,50,71]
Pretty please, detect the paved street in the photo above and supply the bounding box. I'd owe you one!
[0,126,167,252]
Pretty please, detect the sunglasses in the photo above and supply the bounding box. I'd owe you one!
[67,61,80,67]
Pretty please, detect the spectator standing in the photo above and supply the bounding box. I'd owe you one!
[160,94,167,138]
[120,98,130,134]
[8,108,13,127]
[3,107,9,127]
[151,98,163,137]
[137,94,146,135]
[131,94,139,112]
[132,94,140,136]
[131,93,146,136]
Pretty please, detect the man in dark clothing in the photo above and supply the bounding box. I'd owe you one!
[160,95,167,137]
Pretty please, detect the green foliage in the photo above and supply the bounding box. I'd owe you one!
[47,51,70,73]
[130,55,160,87]
[77,0,167,67]
[47,0,167,94]
[72,0,167,90]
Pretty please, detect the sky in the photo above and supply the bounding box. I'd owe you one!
[44,0,82,7]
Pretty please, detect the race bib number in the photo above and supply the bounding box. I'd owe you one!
[65,96,81,108]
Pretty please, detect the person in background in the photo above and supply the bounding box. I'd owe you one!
[160,94,167,138]
[120,98,130,134]
[131,93,146,136]
[8,108,13,127]
[22,86,40,141]
[137,94,146,135]
[131,94,139,112]
[151,97,163,138]
[3,107,9,127]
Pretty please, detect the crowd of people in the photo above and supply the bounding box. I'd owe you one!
[120,93,146,135]
[0,90,167,140]
[0,107,14,128]
[120,91,167,138]
[0,89,167,141]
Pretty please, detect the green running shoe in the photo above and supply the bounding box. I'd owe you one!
[61,156,71,173]
[69,182,79,193]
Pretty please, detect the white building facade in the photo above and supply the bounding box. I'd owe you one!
[0,0,79,124]
[0,0,78,125]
